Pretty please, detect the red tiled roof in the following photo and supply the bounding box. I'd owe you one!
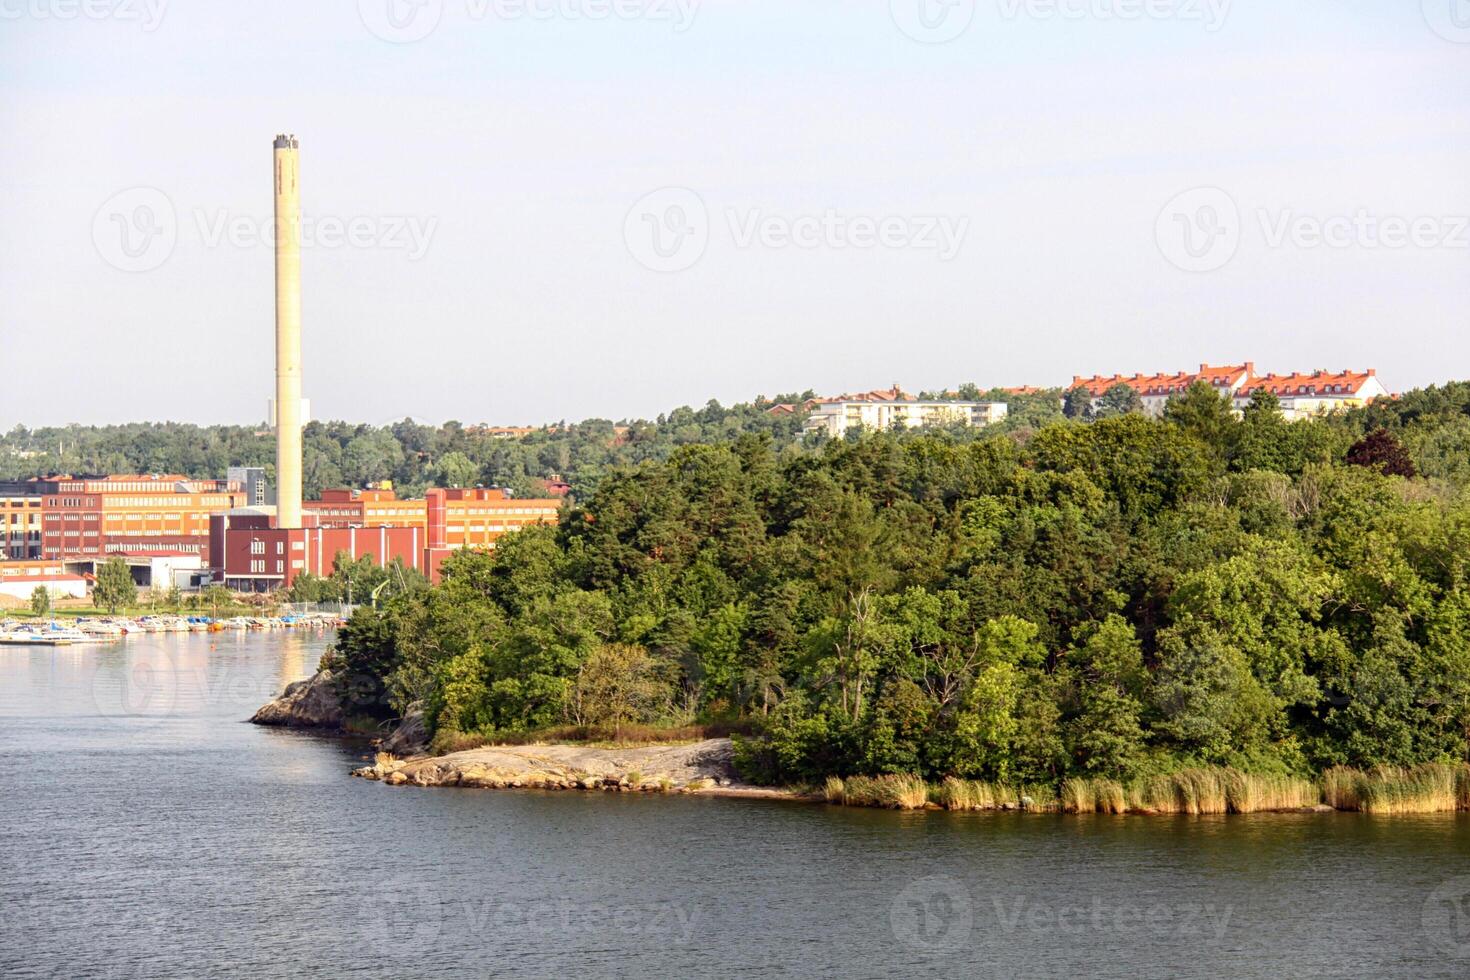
[1069,363,1253,398]
[1236,369,1378,398]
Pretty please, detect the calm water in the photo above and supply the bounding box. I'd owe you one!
[3,633,1469,979]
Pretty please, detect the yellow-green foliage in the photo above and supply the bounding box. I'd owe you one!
[1323,764,1469,813]
[838,774,929,810]
[938,778,1001,811]
[1124,769,1317,814]
[1225,771,1318,813]
[1062,778,1127,814]
[824,776,845,803]
[1321,767,1364,811]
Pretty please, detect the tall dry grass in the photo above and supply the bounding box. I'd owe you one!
[1061,777,1127,814]
[1322,764,1470,813]
[834,774,929,810]
[834,764,1470,816]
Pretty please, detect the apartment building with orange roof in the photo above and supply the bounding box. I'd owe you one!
[1069,363,1255,417]
[1233,369,1389,419]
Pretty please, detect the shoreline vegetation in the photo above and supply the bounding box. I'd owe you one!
[828,763,1470,814]
[349,730,1470,815]
[243,380,1470,819]
[256,675,1470,815]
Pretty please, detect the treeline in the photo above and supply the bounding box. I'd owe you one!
[0,388,1076,502]
[0,398,808,500]
[321,380,1470,787]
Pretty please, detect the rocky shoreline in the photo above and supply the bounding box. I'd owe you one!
[252,671,796,800]
[352,737,800,801]
[250,669,346,731]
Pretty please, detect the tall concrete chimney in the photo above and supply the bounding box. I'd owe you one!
[273,134,303,529]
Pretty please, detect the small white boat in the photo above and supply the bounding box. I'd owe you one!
[76,619,125,638]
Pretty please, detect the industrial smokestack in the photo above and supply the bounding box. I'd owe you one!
[273,134,303,529]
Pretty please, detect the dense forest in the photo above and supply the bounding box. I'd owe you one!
[0,389,1066,500]
[313,380,1470,788]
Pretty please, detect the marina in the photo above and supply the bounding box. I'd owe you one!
[0,613,344,646]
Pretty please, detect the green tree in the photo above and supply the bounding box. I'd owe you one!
[433,451,479,488]
[567,643,674,736]
[30,586,50,617]
[93,557,137,614]
[1094,383,1143,419]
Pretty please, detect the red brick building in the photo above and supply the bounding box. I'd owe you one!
[215,486,561,591]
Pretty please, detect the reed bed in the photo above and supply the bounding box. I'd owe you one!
[830,774,929,810]
[1322,764,1470,813]
[935,778,1058,812]
[1061,777,1127,814]
[823,764,1470,816]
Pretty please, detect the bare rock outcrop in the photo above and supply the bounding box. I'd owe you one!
[379,703,429,757]
[251,669,344,730]
[353,738,794,800]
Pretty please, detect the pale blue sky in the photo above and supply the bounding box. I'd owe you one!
[2,1,1467,427]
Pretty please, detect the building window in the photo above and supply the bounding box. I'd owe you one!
[251,540,265,555]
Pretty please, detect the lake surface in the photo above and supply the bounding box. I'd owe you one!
[3,632,1469,979]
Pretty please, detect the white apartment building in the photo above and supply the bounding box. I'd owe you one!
[803,399,1008,438]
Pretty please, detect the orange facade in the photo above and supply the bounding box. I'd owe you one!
[436,487,561,550]
[41,476,246,559]
[1,495,45,559]
[305,486,560,550]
